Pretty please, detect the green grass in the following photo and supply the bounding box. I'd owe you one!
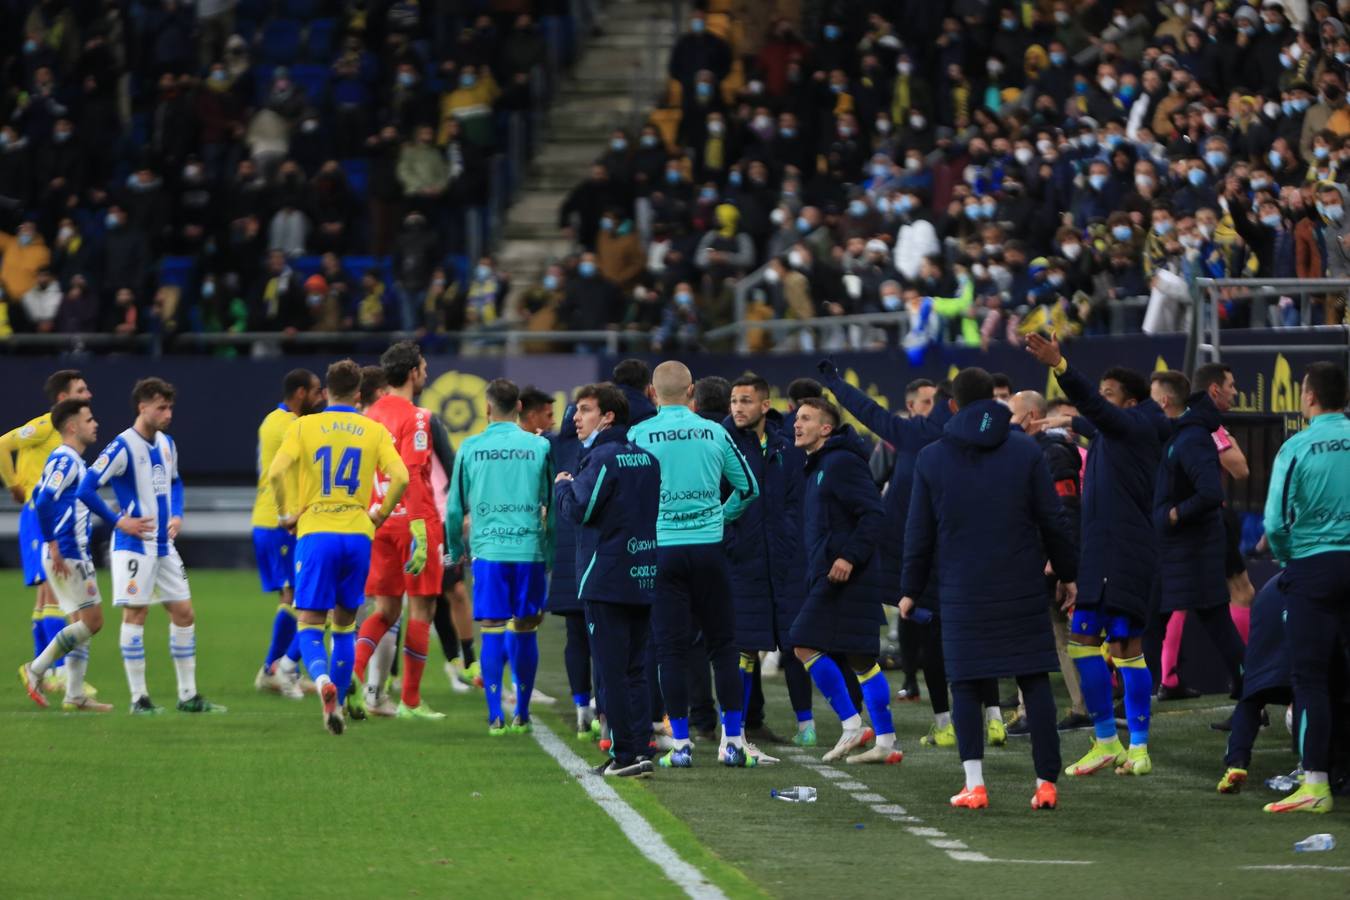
[3,570,1349,898]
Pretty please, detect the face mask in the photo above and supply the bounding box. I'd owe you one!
[211,69,229,82]
[307,292,327,307]
[1315,145,1330,160]
[1199,223,1214,238]
[905,156,921,170]
[964,206,982,221]
[1135,174,1155,190]
[1268,149,1283,170]
[1112,224,1133,241]
[1120,84,1137,100]
[665,170,680,184]
[1187,168,1207,186]
[787,250,804,268]
[543,274,559,290]
[898,62,913,76]
[696,82,712,98]
[203,281,216,298]
[982,202,997,218]
[1036,139,1054,155]
[1089,172,1109,190]
[897,195,914,214]
[1202,112,1218,130]
[105,214,120,229]
[1339,52,1350,64]
[748,80,764,94]
[610,137,627,151]
[1280,53,1294,69]
[675,291,693,306]
[796,216,811,233]
[1326,204,1345,222]
[1204,150,1227,169]
[763,266,781,284]
[1050,51,1067,66]
[1113,14,1129,29]
[707,120,725,136]
[881,293,902,311]
[988,60,1004,76]
[1079,133,1098,149]
[824,24,841,40]
[699,188,717,202]
[691,18,705,33]
[459,74,476,88]
[984,242,1003,256]
[780,126,796,138]
[1014,147,1034,165]
[877,197,891,215]
[1180,234,1201,249]
[909,116,925,130]
[1293,98,1311,112]
[837,125,852,137]
[398,71,415,86]
[1265,21,1282,34]
[1251,177,1271,191]
[578,261,596,277]
[988,265,1008,281]
[1055,11,1070,24]
[770,208,786,225]
[57,226,74,243]
[1106,134,1124,149]
[600,217,615,231]
[1266,102,1282,119]
[1238,25,1255,37]
[1048,273,1065,287]
[24,39,38,54]
[1062,242,1082,260]
[1002,18,1017,31]
[1174,2,1189,15]
[875,119,891,134]
[640,134,659,149]
[1260,213,1283,227]
[18,232,33,246]
[1153,220,1173,235]
[1100,77,1118,93]
[729,171,745,187]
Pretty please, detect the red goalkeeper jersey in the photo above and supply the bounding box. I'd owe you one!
[365,394,439,525]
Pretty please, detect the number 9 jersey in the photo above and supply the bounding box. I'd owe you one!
[274,404,407,538]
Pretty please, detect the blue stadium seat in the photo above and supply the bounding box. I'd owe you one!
[289,64,329,102]
[339,158,368,201]
[341,255,393,287]
[235,0,273,23]
[160,256,197,288]
[305,18,337,62]
[445,255,470,285]
[259,19,302,65]
[280,0,321,20]
[291,255,323,281]
[252,64,276,105]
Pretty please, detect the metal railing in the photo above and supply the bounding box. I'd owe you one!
[1188,278,1350,375]
[704,310,913,352]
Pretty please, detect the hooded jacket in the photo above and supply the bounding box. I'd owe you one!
[903,399,1077,681]
[546,405,582,613]
[794,425,887,655]
[722,411,806,649]
[1053,363,1171,621]
[1154,391,1227,612]
[618,384,656,426]
[553,425,661,606]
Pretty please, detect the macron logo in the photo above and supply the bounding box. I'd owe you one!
[979,413,992,433]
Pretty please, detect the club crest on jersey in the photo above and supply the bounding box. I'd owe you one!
[151,464,170,493]
[91,456,109,473]
[414,429,428,452]
[87,583,98,597]
[19,424,36,439]
[126,581,139,596]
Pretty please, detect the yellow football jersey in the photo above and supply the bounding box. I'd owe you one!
[4,414,61,503]
[270,405,407,538]
[251,404,299,528]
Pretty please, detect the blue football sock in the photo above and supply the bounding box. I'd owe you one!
[41,611,66,670]
[297,624,329,683]
[740,652,755,714]
[1114,654,1152,746]
[804,653,858,723]
[722,708,743,739]
[481,626,507,723]
[265,604,298,669]
[509,628,539,721]
[330,626,355,704]
[572,692,591,707]
[31,611,44,658]
[857,665,895,736]
[796,708,815,723]
[670,716,690,741]
[285,631,301,663]
[1069,643,1118,742]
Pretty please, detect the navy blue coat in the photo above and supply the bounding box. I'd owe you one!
[1055,364,1171,621]
[722,412,807,650]
[546,405,583,613]
[619,385,657,426]
[902,400,1078,681]
[792,426,888,656]
[822,370,949,586]
[1154,392,1227,612]
[1243,574,1291,699]
[553,426,661,606]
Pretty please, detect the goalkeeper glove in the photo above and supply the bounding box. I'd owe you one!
[405,518,428,575]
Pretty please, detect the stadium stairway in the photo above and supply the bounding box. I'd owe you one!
[497,0,677,293]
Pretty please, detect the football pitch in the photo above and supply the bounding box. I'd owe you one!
[3,570,1347,899]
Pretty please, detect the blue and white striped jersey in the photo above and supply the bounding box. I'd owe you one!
[78,427,184,558]
[32,444,92,561]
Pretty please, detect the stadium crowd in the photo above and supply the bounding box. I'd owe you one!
[9,1,1350,349]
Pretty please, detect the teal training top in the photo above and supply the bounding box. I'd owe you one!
[446,421,554,564]
[628,405,759,547]
[1263,413,1350,563]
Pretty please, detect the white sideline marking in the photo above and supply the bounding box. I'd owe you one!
[870,803,907,815]
[947,851,1093,866]
[835,780,868,791]
[1241,865,1350,872]
[531,723,728,900]
[850,792,886,803]
[906,826,946,837]
[929,840,969,850]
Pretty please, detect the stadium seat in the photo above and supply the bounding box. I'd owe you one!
[289,64,330,102]
[235,0,273,23]
[252,64,276,105]
[160,256,197,288]
[232,17,259,44]
[305,18,337,63]
[291,255,323,281]
[280,0,321,21]
[341,255,393,287]
[259,19,303,66]
[339,158,368,202]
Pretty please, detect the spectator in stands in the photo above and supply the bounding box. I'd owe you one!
[393,211,438,329]
[694,204,754,287]
[55,275,95,333]
[668,11,730,96]
[19,264,61,332]
[106,286,139,335]
[0,220,50,302]
[464,255,509,329]
[653,281,699,352]
[366,125,405,256]
[561,163,625,251]
[252,250,304,333]
[397,125,450,215]
[268,161,312,258]
[440,64,500,151]
[596,208,644,292]
[559,252,624,350]
[310,161,357,255]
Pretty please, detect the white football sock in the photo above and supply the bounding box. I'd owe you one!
[986,706,1002,724]
[1306,771,1330,786]
[797,717,814,732]
[935,711,952,729]
[169,623,198,702]
[841,713,863,731]
[963,759,985,789]
[33,621,92,675]
[120,623,148,700]
[876,732,896,749]
[369,623,400,690]
[65,645,89,700]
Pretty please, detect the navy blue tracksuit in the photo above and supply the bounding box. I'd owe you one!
[1155,392,1245,695]
[547,407,591,705]
[1226,574,1292,770]
[553,426,661,766]
[1055,364,1170,626]
[903,400,1078,778]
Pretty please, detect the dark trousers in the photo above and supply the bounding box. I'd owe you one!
[1285,552,1350,773]
[560,611,592,701]
[953,674,1060,782]
[652,544,741,725]
[744,651,813,726]
[687,631,718,731]
[586,600,652,766]
[1226,686,1293,769]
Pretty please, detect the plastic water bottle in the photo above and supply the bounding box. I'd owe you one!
[1294,834,1336,853]
[772,786,817,803]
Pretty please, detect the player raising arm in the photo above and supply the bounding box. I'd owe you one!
[269,359,408,736]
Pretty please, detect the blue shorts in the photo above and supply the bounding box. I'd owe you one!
[294,533,371,612]
[1071,607,1144,641]
[253,527,297,593]
[18,503,45,587]
[472,560,548,621]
